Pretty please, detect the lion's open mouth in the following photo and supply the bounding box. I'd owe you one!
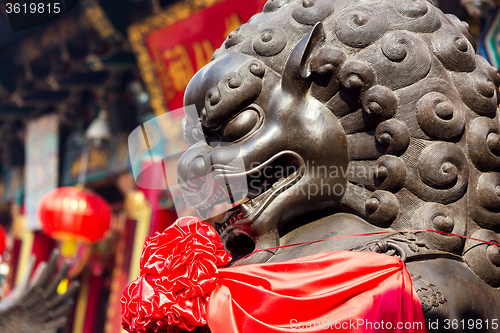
[213,151,305,235]
[180,150,305,233]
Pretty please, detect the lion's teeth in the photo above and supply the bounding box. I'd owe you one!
[241,204,250,216]
[272,177,287,189]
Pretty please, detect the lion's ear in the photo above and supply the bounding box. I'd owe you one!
[282,22,325,96]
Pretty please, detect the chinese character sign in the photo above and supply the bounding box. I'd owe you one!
[131,0,267,114]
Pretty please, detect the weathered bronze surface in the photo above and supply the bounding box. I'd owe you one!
[0,250,78,333]
[178,0,500,331]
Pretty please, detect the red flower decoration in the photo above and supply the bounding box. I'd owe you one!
[121,216,232,333]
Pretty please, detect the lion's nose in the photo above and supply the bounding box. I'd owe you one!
[189,157,207,181]
[177,142,211,189]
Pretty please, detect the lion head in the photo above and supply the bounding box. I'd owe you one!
[177,0,500,283]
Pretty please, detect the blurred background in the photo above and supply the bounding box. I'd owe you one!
[0,0,498,332]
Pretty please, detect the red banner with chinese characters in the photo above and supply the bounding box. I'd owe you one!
[139,0,267,113]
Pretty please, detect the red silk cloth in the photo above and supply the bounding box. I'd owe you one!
[210,251,426,333]
[122,217,427,333]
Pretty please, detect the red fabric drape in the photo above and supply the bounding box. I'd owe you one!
[122,218,427,333]
[208,251,426,333]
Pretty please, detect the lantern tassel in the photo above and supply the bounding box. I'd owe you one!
[61,239,77,258]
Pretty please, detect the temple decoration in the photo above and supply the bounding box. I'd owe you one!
[24,113,59,231]
[128,0,266,114]
[38,186,112,256]
[0,225,5,254]
[124,190,152,282]
[461,0,496,17]
[482,6,500,68]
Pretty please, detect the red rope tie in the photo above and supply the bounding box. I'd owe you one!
[233,229,500,264]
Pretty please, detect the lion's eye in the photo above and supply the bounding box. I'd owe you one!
[222,109,259,142]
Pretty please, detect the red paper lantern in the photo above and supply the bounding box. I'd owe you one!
[0,225,6,254]
[39,187,112,243]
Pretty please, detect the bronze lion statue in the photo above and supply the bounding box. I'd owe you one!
[177,0,500,330]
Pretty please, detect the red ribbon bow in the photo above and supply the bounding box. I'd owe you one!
[121,217,231,333]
